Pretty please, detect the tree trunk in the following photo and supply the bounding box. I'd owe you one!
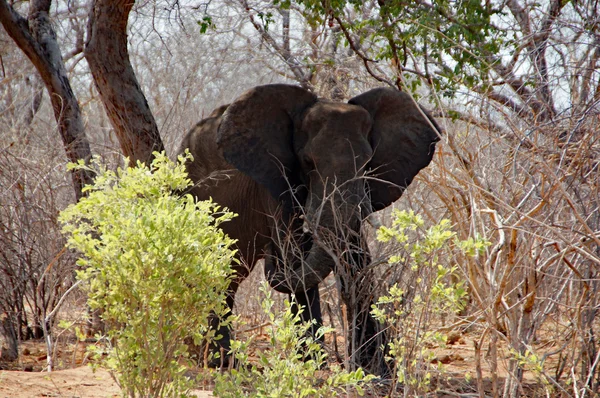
[84,0,164,164]
[0,315,18,361]
[0,0,93,200]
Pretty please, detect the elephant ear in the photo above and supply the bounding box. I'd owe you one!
[217,84,318,207]
[349,88,442,211]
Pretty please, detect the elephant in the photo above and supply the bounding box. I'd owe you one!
[178,84,441,374]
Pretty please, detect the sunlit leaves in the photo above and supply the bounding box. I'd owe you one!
[372,210,489,394]
[290,0,506,95]
[60,151,236,397]
[213,283,374,397]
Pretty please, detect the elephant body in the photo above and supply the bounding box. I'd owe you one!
[180,105,275,279]
[178,84,441,374]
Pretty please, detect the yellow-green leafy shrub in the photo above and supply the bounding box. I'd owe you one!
[373,210,489,394]
[213,283,374,397]
[60,152,236,398]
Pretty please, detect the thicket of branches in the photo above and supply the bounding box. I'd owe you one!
[0,0,598,396]
[222,2,599,394]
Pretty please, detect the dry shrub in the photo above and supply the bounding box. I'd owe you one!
[410,108,600,395]
[0,122,79,364]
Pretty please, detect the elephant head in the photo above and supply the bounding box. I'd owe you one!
[217,84,441,293]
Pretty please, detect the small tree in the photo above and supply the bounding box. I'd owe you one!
[373,210,489,395]
[213,283,374,398]
[60,152,236,397]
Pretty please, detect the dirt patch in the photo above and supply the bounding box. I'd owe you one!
[0,366,120,398]
[0,366,215,398]
[0,274,567,397]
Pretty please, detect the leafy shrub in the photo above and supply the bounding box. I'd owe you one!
[60,151,236,397]
[373,210,489,394]
[213,283,374,397]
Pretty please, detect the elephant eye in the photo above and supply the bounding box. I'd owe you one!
[302,153,314,167]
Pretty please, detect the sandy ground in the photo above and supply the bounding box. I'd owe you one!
[0,366,121,398]
[0,366,214,398]
[0,274,553,397]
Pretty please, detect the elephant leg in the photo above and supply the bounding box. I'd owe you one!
[292,286,323,341]
[348,293,387,374]
[264,239,324,332]
[208,286,236,366]
[201,279,239,368]
[290,286,326,366]
[341,246,389,376]
[265,241,325,357]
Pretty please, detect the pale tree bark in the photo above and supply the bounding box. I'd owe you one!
[0,0,93,200]
[84,0,164,164]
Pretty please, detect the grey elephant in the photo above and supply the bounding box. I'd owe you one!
[178,84,441,374]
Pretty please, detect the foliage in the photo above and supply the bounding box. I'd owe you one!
[243,0,599,129]
[292,0,503,95]
[372,210,489,394]
[213,283,374,398]
[59,151,236,398]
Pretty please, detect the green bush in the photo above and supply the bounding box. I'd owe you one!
[213,283,374,398]
[60,151,236,398]
[373,210,489,394]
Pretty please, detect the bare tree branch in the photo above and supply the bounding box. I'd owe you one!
[333,15,396,89]
[240,0,312,90]
[0,0,93,199]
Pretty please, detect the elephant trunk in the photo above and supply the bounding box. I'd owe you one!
[265,242,338,294]
[266,179,367,294]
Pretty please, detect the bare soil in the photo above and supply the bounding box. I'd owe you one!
[0,273,561,397]
[0,366,121,398]
[0,340,217,398]
[0,330,549,398]
[0,366,215,397]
